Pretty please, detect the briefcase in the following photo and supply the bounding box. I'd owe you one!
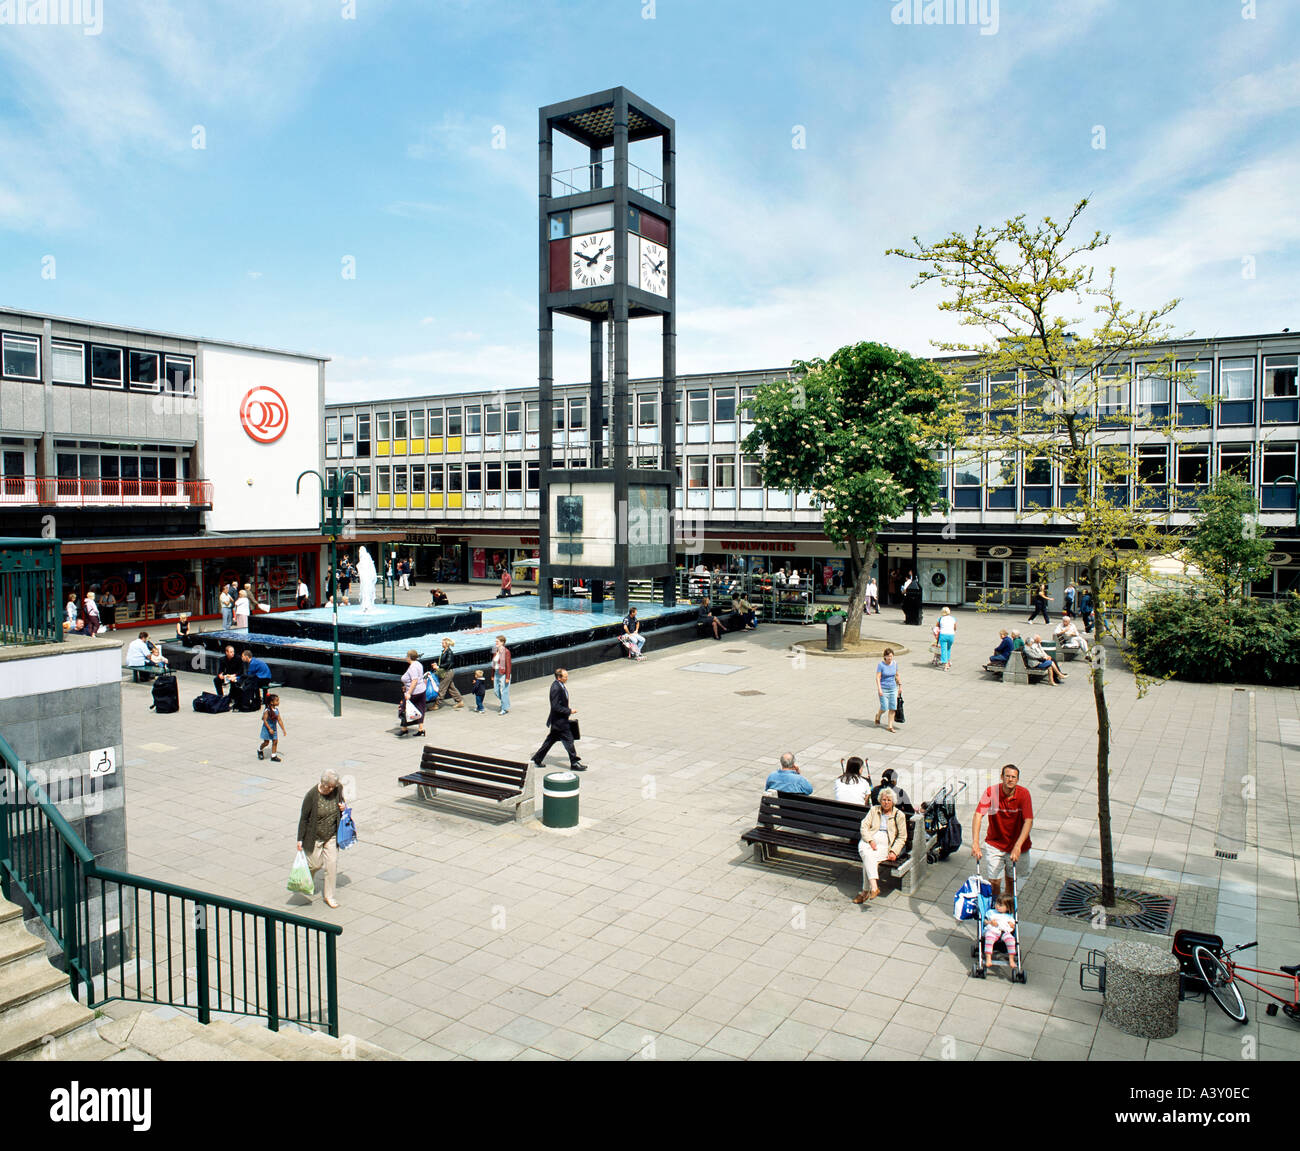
[570,719,581,741]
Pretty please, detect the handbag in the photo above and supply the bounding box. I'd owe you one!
[337,807,357,851]
[424,672,439,702]
[287,849,313,895]
[893,691,906,724]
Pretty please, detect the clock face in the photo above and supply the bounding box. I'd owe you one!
[570,230,615,289]
[639,238,668,297]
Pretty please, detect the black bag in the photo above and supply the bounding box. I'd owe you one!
[150,673,179,714]
[940,813,962,858]
[893,691,905,724]
[192,691,232,714]
[569,718,581,741]
[231,680,262,712]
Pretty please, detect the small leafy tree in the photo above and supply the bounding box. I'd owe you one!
[889,199,1191,907]
[1185,474,1273,602]
[742,342,960,643]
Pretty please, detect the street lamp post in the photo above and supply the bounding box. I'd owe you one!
[297,469,355,718]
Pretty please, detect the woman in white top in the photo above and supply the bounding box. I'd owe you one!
[834,756,871,804]
[936,606,957,670]
[233,591,251,629]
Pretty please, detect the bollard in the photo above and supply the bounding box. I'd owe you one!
[825,613,845,651]
[542,771,580,829]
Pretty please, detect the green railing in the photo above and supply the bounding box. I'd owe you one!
[0,538,63,646]
[0,733,341,1036]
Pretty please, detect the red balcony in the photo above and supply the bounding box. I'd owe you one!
[0,476,213,509]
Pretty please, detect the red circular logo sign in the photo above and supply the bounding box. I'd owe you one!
[240,386,289,444]
[268,566,289,590]
[160,572,187,598]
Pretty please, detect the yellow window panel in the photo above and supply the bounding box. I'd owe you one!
[412,494,426,509]
[395,494,409,509]
[377,494,392,509]
[410,438,425,455]
[376,441,390,456]
[447,437,462,453]
[430,494,445,508]
[393,440,407,456]
[428,437,443,454]
[448,493,463,509]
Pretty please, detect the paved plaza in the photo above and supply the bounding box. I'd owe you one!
[117,599,1300,1061]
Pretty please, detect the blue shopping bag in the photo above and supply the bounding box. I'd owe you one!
[337,807,357,851]
[953,875,990,920]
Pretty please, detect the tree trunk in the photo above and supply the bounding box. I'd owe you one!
[1090,557,1116,906]
[844,536,876,643]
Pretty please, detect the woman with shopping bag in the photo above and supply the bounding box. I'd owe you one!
[398,649,427,737]
[293,769,346,908]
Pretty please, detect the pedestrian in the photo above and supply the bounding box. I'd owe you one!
[65,592,79,629]
[1079,589,1094,633]
[874,648,901,732]
[492,635,512,715]
[937,605,957,670]
[866,576,879,613]
[258,693,286,761]
[338,561,351,606]
[399,559,410,591]
[83,590,105,636]
[233,590,250,629]
[472,670,487,712]
[888,568,900,604]
[296,578,310,610]
[430,637,464,711]
[100,588,117,632]
[399,649,427,736]
[530,667,587,772]
[499,566,513,598]
[971,764,1034,901]
[220,583,234,629]
[1063,581,1076,617]
[1027,583,1051,624]
[295,769,345,908]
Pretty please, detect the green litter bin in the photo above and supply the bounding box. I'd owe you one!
[542,771,580,828]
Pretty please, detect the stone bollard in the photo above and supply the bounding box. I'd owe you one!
[1102,941,1180,1039]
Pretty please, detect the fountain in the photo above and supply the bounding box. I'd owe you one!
[357,546,377,613]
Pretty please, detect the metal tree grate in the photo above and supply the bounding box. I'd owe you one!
[1049,879,1177,934]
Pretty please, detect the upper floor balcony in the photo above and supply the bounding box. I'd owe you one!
[0,476,213,509]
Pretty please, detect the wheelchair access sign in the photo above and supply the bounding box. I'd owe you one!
[88,747,116,777]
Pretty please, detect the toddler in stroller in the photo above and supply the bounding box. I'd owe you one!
[983,895,1019,974]
[954,863,1027,983]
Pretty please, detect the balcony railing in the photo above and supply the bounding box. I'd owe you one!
[551,160,665,203]
[0,477,213,508]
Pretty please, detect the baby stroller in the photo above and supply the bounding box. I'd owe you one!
[923,779,966,863]
[953,861,1027,983]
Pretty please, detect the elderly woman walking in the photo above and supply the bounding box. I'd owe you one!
[854,787,908,903]
[399,649,427,737]
[296,770,346,908]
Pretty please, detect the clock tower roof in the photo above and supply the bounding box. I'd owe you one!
[542,86,674,148]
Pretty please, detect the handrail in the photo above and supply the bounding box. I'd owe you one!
[0,477,214,507]
[0,730,342,1035]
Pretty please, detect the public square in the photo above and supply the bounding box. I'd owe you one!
[115,594,1300,1062]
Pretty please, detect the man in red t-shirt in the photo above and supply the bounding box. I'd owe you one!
[972,764,1034,899]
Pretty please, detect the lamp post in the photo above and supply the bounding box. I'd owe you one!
[296,469,355,717]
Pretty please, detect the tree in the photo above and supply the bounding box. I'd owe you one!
[889,198,1188,908]
[742,341,959,643]
[1186,474,1273,602]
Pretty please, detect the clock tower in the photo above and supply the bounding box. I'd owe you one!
[538,87,677,613]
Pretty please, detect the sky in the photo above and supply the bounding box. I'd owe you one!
[1,0,1297,402]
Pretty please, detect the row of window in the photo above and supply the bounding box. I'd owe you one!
[0,331,195,394]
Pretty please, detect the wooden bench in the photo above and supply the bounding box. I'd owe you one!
[399,746,535,823]
[983,651,1050,684]
[740,793,930,889]
[125,666,160,683]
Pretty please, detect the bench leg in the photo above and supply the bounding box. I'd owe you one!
[515,767,536,823]
[417,785,437,802]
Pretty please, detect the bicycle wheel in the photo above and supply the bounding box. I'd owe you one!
[1193,945,1248,1023]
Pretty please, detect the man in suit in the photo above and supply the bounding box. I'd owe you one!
[531,667,587,772]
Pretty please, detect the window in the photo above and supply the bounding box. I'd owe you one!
[428,408,444,437]
[325,417,338,445]
[506,402,521,434]
[526,460,540,490]
[357,414,371,458]
[553,401,565,431]
[675,392,683,424]
[356,470,371,500]
[1219,443,1252,481]
[638,393,657,426]
[687,456,709,488]
[1176,446,1209,485]
[485,462,501,491]
[376,466,391,495]
[484,402,500,435]
[1097,366,1129,416]
[393,411,408,440]
[90,345,123,387]
[715,388,736,422]
[954,455,983,488]
[506,461,522,491]
[428,464,444,493]
[1023,456,1051,486]
[2,334,39,380]
[688,390,709,423]
[466,462,481,492]
[1136,445,1167,485]
[987,452,1016,488]
[714,456,736,488]
[1136,364,1169,408]
[410,409,425,440]
[1262,443,1298,510]
[129,351,159,389]
[394,465,408,494]
[447,463,463,493]
[411,465,425,494]
[376,411,391,441]
[52,341,84,385]
[961,377,983,411]
[1264,355,1299,398]
[163,356,193,395]
[525,402,539,434]
[742,456,763,487]
[740,385,756,419]
[341,415,355,445]
[1177,360,1212,402]
[1220,358,1254,399]
[446,407,462,437]
[988,371,1018,411]
[568,397,586,430]
[466,405,481,435]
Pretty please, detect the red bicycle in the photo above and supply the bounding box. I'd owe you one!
[1192,939,1300,1024]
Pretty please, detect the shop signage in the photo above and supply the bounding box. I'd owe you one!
[405,532,439,545]
[720,540,798,552]
[239,386,289,444]
[1267,552,1292,567]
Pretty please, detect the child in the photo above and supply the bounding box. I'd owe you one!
[983,894,1018,971]
[472,670,487,713]
[258,694,287,762]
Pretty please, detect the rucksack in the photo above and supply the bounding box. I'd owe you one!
[192,692,233,714]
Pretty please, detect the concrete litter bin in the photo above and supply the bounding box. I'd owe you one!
[542,771,580,829]
[1102,941,1180,1039]
[825,613,845,651]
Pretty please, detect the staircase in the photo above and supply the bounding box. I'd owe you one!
[0,895,398,1062]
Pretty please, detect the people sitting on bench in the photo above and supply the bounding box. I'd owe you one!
[126,631,168,671]
[1054,613,1089,655]
[989,629,1013,665]
[429,588,449,607]
[870,768,912,809]
[854,786,908,903]
[214,644,241,696]
[764,752,812,795]
[1023,635,1067,685]
[698,597,724,641]
[733,593,757,630]
[621,607,646,660]
[239,650,273,702]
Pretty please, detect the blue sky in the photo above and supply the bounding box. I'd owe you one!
[1,0,1298,401]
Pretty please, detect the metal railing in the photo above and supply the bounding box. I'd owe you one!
[550,161,665,203]
[0,538,63,645]
[0,477,214,508]
[0,733,341,1035]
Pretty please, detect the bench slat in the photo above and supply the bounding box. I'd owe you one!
[419,752,527,786]
[400,772,517,801]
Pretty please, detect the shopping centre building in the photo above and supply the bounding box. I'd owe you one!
[0,307,397,624]
[324,329,1300,609]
